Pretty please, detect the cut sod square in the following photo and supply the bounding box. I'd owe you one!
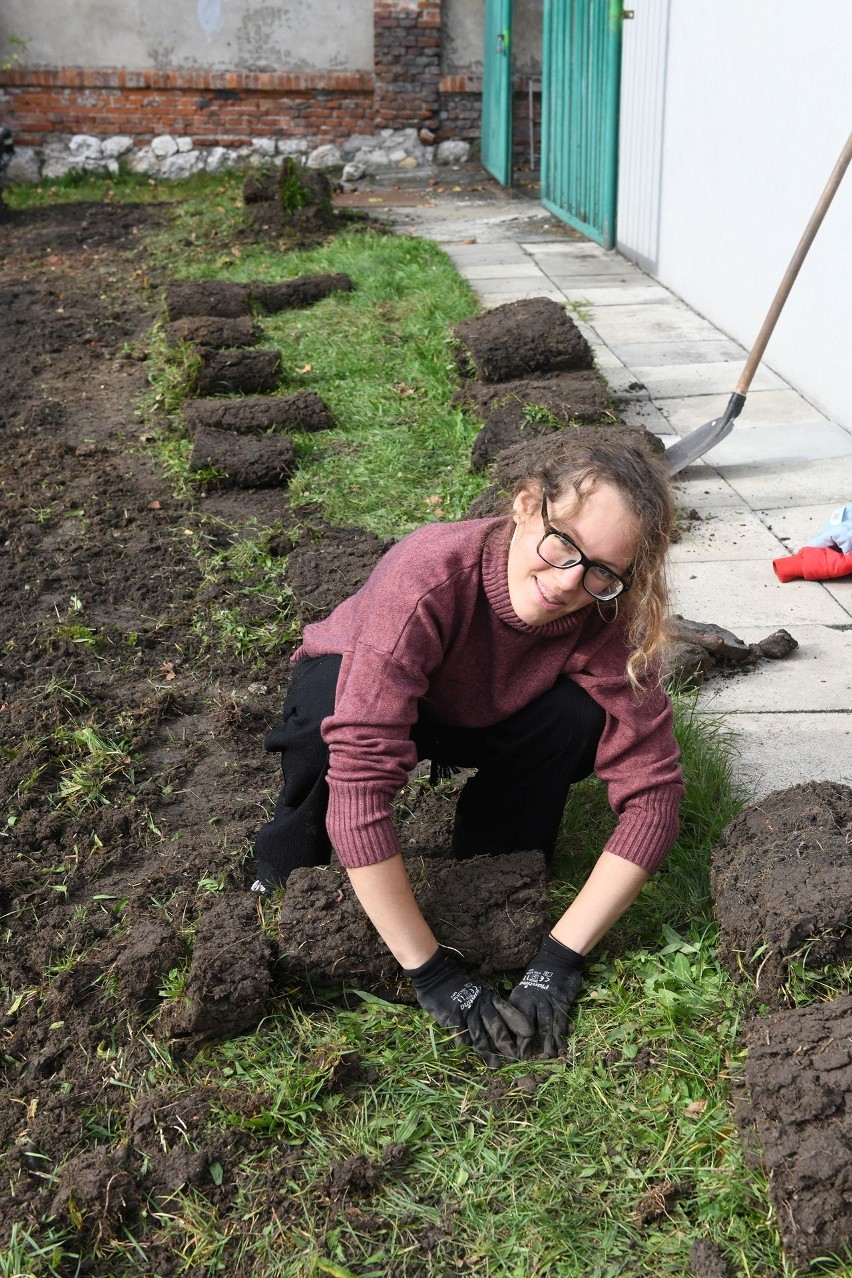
[740,995,852,1269]
[710,780,852,1002]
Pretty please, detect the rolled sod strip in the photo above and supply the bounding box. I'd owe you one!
[278,850,550,998]
[195,348,281,396]
[165,316,262,349]
[251,273,353,313]
[452,297,595,383]
[166,279,252,320]
[189,427,296,488]
[183,391,335,436]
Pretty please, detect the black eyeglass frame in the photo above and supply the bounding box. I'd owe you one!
[536,496,632,601]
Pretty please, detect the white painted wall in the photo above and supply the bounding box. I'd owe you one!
[618,0,852,427]
[0,0,373,73]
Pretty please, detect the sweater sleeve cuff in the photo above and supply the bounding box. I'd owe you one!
[325,781,403,869]
[603,788,682,873]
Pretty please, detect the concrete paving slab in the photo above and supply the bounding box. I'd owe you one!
[694,627,852,713]
[541,274,661,291]
[709,711,852,797]
[634,362,784,400]
[522,241,611,258]
[462,262,550,280]
[475,287,568,307]
[587,303,725,344]
[671,471,746,510]
[563,285,674,306]
[609,338,747,367]
[721,457,852,510]
[444,244,534,267]
[656,388,828,432]
[616,397,672,434]
[756,504,842,548]
[668,507,784,563]
[668,558,852,626]
[824,580,852,617]
[541,262,654,281]
[703,421,852,468]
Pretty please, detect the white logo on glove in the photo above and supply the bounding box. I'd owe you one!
[519,968,553,991]
[451,981,481,1011]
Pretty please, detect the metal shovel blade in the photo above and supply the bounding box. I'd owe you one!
[664,392,746,475]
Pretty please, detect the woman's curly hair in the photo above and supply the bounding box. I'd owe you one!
[515,437,675,693]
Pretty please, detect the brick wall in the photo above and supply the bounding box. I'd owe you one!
[0,68,376,149]
[0,2,448,149]
[440,74,541,170]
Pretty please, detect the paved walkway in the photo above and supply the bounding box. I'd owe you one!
[371,176,852,796]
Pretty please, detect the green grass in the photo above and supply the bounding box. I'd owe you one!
[6,174,852,1278]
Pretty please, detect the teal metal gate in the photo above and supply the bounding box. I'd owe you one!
[481,0,514,187]
[540,0,624,248]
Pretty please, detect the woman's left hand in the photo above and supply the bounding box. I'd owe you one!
[508,934,584,1058]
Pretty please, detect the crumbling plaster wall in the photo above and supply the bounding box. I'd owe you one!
[442,0,542,77]
[0,0,374,73]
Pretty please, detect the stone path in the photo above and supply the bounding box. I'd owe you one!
[369,177,852,796]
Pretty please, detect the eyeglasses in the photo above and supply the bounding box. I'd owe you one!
[536,497,631,601]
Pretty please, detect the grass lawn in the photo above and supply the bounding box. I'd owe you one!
[4,170,851,1278]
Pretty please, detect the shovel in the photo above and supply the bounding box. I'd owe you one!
[664,129,852,475]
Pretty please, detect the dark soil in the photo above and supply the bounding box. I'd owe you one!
[739,995,852,1268]
[285,520,394,620]
[194,346,282,395]
[165,314,261,348]
[711,781,852,1000]
[253,272,353,313]
[278,851,550,997]
[452,297,595,382]
[184,389,336,435]
[663,617,798,688]
[689,1239,731,1278]
[188,426,297,488]
[166,278,252,319]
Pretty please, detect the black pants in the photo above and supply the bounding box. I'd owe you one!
[254,653,605,887]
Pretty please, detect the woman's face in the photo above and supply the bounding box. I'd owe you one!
[507,481,640,626]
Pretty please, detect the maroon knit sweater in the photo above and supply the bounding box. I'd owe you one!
[297,517,683,873]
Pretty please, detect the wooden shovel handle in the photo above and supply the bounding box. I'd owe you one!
[737,129,852,396]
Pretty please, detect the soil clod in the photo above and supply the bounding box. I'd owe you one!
[664,617,798,687]
[194,347,282,396]
[165,315,261,349]
[711,780,852,999]
[189,427,296,488]
[184,390,335,436]
[278,851,550,997]
[452,298,595,383]
[739,995,852,1269]
[162,894,273,1054]
[688,1239,731,1278]
[286,521,393,620]
[165,279,252,320]
[49,1150,138,1241]
[252,272,353,313]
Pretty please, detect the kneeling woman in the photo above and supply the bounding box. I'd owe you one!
[254,440,684,1064]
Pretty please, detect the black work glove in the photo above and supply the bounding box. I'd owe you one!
[405,946,533,1068]
[508,934,584,1058]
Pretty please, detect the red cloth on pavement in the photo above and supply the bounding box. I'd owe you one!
[773,546,852,582]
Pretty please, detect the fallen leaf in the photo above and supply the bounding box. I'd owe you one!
[297,363,313,374]
[148,500,161,510]
[395,382,416,396]
[461,237,477,245]
[684,1099,707,1117]
[159,661,177,682]
[231,246,241,257]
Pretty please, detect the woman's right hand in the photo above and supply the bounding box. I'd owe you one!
[405,946,533,1068]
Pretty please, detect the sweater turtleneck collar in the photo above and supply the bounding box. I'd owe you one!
[481,519,592,638]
